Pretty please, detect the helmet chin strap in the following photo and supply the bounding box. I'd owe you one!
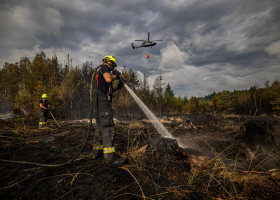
[104,62,112,69]
[105,61,116,70]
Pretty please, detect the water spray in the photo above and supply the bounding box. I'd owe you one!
[124,83,185,147]
[124,84,172,138]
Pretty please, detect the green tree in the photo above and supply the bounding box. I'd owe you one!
[0,64,9,99]
[61,67,82,119]
[269,80,280,113]
[188,96,198,111]
[199,101,212,112]
[182,95,189,105]
[176,95,183,112]
[212,94,221,112]
[47,54,62,88]
[24,52,50,111]
[163,83,175,107]
[1,62,23,104]
[219,90,230,111]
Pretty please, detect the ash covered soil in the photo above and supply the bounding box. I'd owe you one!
[0,114,280,199]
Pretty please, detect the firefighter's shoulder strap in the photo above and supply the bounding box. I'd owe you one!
[96,66,103,88]
[95,65,112,92]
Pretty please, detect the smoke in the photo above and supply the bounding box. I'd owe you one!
[0,100,11,114]
[0,100,15,119]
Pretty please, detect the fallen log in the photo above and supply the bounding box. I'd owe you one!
[21,106,30,116]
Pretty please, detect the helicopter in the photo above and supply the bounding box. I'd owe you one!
[131,32,163,49]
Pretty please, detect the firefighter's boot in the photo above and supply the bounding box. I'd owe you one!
[92,148,103,159]
[111,157,127,166]
[102,126,126,165]
[38,123,44,129]
[104,152,127,166]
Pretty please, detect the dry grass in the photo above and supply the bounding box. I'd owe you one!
[1,117,279,199]
[223,113,241,118]
[128,121,145,129]
[118,128,280,199]
[223,122,242,131]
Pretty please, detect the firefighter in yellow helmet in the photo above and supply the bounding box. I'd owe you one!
[39,94,49,129]
[92,55,126,165]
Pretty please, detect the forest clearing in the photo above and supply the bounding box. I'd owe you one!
[0,113,279,199]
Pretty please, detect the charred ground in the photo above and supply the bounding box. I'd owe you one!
[0,114,280,199]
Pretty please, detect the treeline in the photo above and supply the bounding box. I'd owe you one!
[195,81,280,115]
[0,52,183,120]
[160,81,280,116]
[164,81,280,115]
[0,52,93,119]
[1,52,279,120]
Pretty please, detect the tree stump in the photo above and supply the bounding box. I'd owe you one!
[148,137,190,159]
[162,116,168,121]
[179,118,197,129]
[143,137,191,173]
[245,119,280,152]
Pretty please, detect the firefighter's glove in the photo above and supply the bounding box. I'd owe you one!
[113,70,121,79]
[118,80,124,89]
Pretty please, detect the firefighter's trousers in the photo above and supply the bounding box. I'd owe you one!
[93,90,115,163]
[39,108,48,128]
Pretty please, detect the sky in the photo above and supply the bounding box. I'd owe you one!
[1,0,280,98]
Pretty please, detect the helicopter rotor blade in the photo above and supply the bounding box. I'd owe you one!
[135,40,146,41]
[153,40,163,41]
[148,32,150,42]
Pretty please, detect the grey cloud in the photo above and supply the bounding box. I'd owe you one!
[1,0,280,97]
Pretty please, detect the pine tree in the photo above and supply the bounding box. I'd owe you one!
[212,94,221,112]
[61,67,82,119]
[1,62,22,103]
[269,80,280,113]
[182,95,189,105]
[219,90,230,111]
[163,83,175,108]
[199,101,212,112]
[188,96,199,111]
[0,64,9,99]
[176,95,182,112]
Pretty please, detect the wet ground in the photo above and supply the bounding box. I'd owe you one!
[0,113,280,199]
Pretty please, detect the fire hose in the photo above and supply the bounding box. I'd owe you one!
[0,64,103,167]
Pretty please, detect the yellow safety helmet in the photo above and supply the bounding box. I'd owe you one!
[102,55,117,67]
[42,94,47,98]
